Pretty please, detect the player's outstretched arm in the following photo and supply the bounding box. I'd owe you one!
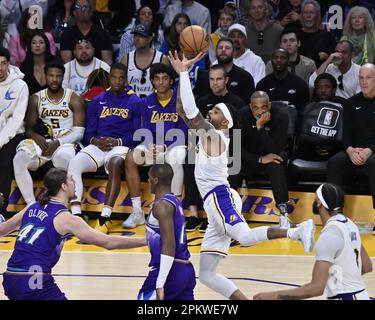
[54,212,147,250]
[0,207,27,237]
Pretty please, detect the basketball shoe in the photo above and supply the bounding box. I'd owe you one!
[122,211,145,229]
[94,216,112,234]
[296,219,315,253]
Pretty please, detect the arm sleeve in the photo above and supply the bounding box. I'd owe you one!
[180,71,199,119]
[315,227,344,263]
[83,99,99,145]
[0,82,29,149]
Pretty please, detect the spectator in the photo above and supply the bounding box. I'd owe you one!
[237,91,291,228]
[257,48,310,114]
[20,31,57,95]
[0,47,29,218]
[159,13,191,54]
[210,37,255,103]
[266,28,316,83]
[63,37,110,95]
[246,0,284,63]
[309,40,361,99]
[118,5,164,62]
[341,6,375,65]
[327,63,375,219]
[60,0,113,65]
[121,24,169,98]
[208,5,236,64]
[80,68,110,101]
[299,0,336,67]
[9,7,57,67]
[276,0,303,29]
[46,0,76,43]
[163,0,211,34]
[228,23,265,85]
[296,73,346,161]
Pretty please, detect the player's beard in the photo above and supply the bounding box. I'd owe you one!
[48,84,62,93]
[76,56,93,65]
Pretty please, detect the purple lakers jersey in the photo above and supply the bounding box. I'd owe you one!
[7,200,68,273]
[146,194,190,267]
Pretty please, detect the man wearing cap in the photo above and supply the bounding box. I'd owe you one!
[121,23,169,98]
[228,23,265,85]
[63,38,110,95]
[245,0,284,64]
[60,0,113,65]
[254,183,372,300]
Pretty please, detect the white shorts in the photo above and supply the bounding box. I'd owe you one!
[80,144,129,174]
[16,138,76,170]
[135,144,186,166]
[201,185,249,257]
[327,289,369,300]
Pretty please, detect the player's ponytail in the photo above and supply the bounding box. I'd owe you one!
[39,168,68,205]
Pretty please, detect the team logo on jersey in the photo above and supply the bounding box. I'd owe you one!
[41,108,69,118]
[229,214,238,223]
[4,89,15,100]
[100,107,129,119]
[150,111,178,123]
[41,97,46,102]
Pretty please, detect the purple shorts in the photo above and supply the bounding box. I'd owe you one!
[138,261,196,300]
[2,273,67,300]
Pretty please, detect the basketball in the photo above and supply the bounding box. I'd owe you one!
[179,25,209,57]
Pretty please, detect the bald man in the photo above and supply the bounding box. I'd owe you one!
[327,64,375,225]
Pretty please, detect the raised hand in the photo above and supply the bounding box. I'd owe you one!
[168,50,205,75]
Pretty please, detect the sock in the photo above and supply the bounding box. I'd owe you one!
[131,197,142,214]
[287,227,300,240]
[101,206,112,218]
[71,205,82,215]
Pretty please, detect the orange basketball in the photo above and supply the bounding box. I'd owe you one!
[179,25,209,57]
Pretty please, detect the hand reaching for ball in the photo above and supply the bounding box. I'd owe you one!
[168,50,205,75]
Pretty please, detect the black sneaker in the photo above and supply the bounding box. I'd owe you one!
[199,219,208,233]
[185,216,200,232]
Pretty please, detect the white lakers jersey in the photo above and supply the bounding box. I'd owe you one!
[63,58,110,94]
[36,88,74,139]
[195,130,230,199]
[127,49,163,98]
[320,214,367,298]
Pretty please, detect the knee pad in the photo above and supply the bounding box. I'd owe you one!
[52,145,75,168]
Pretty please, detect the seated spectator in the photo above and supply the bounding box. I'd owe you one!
[118,5,164,62]
[121,24,169,98]
[45,0,76,43]
[327,63,375,218]
[9,7,57,67]
[159,13,191,54]
[266,28,316,83]
[63,37,110,95]
[296,73,346,161]
[341,6,375,65]
[276,0,303,29]
[163,0,211,34]
[208,5,236,64]
[298,0,336,67]
[257,48,310,114]
[80,68,110,101]
[245,0,284,63]
[60,0,113,65]
[228,23,265,85]
[20,31,57,95]
[309,40,361,99]
[237,91,291,228]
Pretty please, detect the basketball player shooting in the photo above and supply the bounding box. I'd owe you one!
[168,50,316,300]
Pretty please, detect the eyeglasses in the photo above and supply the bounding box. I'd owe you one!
[75,4,91,11]
[258,31,264,45]
[141,70,147,84]
[338,74,344,90]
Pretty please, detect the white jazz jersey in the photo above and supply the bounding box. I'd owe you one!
[63,58,110,94]
[36,88,74,139]
[194,130,230,199]
[127,49,163,98]
[319,214,367,298]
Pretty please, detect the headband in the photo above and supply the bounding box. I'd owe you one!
[316,184,341,211]
[216,103,233,129]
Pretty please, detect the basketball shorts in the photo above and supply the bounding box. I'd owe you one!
[80,144,129,174]
[201,185,249,256]
[138,260,196,300]
[327,289,370,300]
[2,272,67,300]
[16,138,76,169]
[135,144,186,166]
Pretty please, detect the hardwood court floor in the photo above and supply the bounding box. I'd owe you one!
[0,221,374,300]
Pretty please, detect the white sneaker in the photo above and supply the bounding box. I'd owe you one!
[122,212,145,229]
[279,214,291,229]
[297,219,315,253]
